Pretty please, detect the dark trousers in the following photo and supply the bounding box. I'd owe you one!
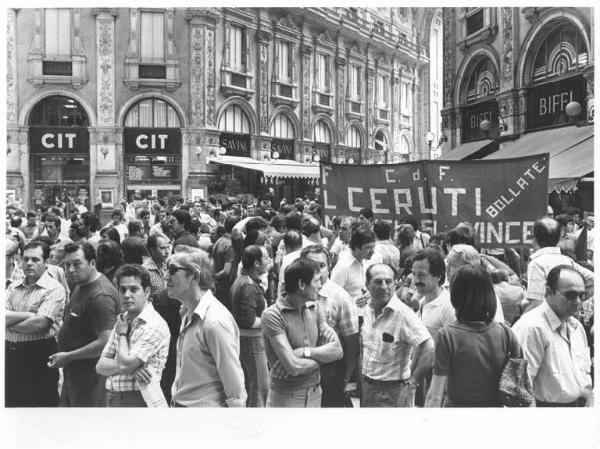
[320,359,346,407]
[60,361,107,407]
[5,338,59,407]
[536,398,586,407]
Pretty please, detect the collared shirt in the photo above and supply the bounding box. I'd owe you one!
[418,288,455,340]
[262,295,335,391]
[101,302,170,392]
[330,250,365,301]
[5,270,66,343]
[361,294,431,381]
[141,256,166,301]
[172,290,246,407]
[230,269,265,330]
[318,280,359,338]
[526,246,594,302]
[513,302,592,403]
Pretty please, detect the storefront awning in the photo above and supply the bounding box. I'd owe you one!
[485,125,594,193]
[207,155,320,180]
[436,139,496,160]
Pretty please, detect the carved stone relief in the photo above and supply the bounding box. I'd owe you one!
[7,9,17,125]
[97,15,115,126]
[190,26,205,126]
[302,51,312,139]
[260,43,270,134]
[502,7,513,83]
[206,28,216,127]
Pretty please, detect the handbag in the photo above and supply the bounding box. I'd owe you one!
[498,322,534,407]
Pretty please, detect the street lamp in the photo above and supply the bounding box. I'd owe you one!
[565,101,582,119]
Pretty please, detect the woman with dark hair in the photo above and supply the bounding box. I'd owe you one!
[96,239,123,283]
[425,264,522,407]
[121,236,150,264]
[99,226,121,245]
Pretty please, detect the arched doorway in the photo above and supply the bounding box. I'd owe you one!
[123,97,182,201]
[29,95,90,214]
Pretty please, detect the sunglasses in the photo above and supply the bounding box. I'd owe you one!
[557,290,586,301]
[167,264,191,276]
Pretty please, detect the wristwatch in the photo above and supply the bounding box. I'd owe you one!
[303,347,311,358]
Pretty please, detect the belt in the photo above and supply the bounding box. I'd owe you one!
[362,375,410,386]
[536,397,586,407]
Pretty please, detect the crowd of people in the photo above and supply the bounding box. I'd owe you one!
[4,193,595,407]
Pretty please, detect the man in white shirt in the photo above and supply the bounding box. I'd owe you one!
[330,225,375,324]
[277,229,304,295]
[412,249,455,340]
[513,265,593,407]
[524,217,593,312]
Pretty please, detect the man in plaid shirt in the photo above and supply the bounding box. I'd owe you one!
[300,245,360,407]
[96,264,170,407]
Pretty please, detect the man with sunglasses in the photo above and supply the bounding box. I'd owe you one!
[513,265,593,407]
[167,249,246,407]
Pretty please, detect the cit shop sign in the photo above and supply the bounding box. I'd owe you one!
[527,75,586,130]
[271,139,294,160]
[314,143,330,162]
[461,101,499,142]
[320,154,549,248]
[29,127,90,154]
[219,132,251,157]
[124,128,181,155]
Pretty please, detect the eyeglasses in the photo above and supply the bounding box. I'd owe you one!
[556,290,586,301]
[166,265,190,276]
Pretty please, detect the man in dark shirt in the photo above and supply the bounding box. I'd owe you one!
[230,245,270,407]
[212,215,239,310]
[49,242,119,407]
[169,209,200,249]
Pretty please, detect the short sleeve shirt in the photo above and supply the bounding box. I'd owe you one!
[361,295,431,381]
[57,274,119,364]
[318,280,359,338]
[262,296,331,390]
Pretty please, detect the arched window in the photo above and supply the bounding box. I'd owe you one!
[401,135,411,154]
[270,114,295,139]
[313,120,332,143]
[465,57,498,104]
[29,95,89,127]
[374,129,389,151]
[532,22,588,83]
[346,126,362,148]
[219,104,251,133]
[124,98,181,128]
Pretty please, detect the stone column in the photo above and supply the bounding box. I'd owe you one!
[256,26,272,136]
[300,41,313,141]
[335,53,346,147]
[366,65,375,149]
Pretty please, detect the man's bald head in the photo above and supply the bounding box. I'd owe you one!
[533,217,561,248]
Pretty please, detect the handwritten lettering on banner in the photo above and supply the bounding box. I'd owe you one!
[320,154,549,248]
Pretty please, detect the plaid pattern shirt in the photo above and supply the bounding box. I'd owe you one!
[101,302,170,392]
[142,256,167,301]
[317,280,360,338]
[5,270,66,343]
[361,294,431,381]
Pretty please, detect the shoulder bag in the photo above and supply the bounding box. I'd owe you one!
[498,322,534,407]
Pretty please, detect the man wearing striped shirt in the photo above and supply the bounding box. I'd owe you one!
[96,264,170,407]
[5,240,66,407]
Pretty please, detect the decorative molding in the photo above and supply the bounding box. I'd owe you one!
[185,8,220,23]
[96,12,115,127]
[302,52,312,139]
[276,14,299,32]
[259,42,270,134]
[442,9,454,108]
[206,28,216,127]
[366,64,375,147]
[7,9,17,125]
[337,65,345,141]
[502,7,514,83]
[522,7,543,25]
[256,29,272,44]
[190,25,205,126]
[300,43,312,56]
